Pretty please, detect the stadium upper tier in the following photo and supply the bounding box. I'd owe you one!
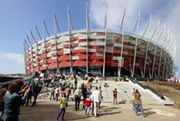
[24,29,174,79]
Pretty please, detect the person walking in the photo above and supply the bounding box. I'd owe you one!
[74,87,82,111]
[49,86,55,101]
[31,83,40,107]
[99,86,103,109]
[84,95,91,117]
[90,86,100,117]
[113,88,118,104]
[57,93,68,121]
[132,89,145,117]
[81,84,88,109]
[55,87,60,101]
[74,76,78,90]
[25,85,32,107]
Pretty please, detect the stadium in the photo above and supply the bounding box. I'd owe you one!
[24,10,175,80]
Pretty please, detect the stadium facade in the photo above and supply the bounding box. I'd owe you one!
[24,8,176,79]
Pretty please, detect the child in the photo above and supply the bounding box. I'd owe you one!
[84,95,91,117]
[57,93,67,121]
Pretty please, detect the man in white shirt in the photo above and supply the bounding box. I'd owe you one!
[90,86,100,117]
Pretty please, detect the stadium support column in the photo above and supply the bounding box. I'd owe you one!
[167,34,173,78]
[53,13,60,73]
[27,35,34,74]
[143,42,149,78]
[43,20,50,37]
[162,56,167,80]
[162,34,169,80]
[68,7,73,74]
[119,8,126,78]
[158,50,163,79]
[30,31,39,72]
[24,39,29,74]
[35,26,42,40]
[43,21,50,72]
[43,39,48,72]
[132,11,140,78]
[103,9,108,78]
[86,2,90,75]
[140,16,151,78]
[151,29,164,78]
[35,26,42,70]
[143,21,159,78]
[152,48,157,78]
[165,58,169,79]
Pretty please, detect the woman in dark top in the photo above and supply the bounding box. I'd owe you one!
[4,80,28,121]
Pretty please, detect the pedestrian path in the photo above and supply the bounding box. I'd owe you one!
[87,80,163,105]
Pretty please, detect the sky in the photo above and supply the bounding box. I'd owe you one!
[0,0,179,74]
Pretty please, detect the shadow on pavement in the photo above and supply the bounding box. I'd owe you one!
[99,106,121,117]
[19,103,89,121]
[143,108,156,117]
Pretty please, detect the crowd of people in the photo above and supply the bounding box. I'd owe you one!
[0,73,146,121]
[43,74,145,120]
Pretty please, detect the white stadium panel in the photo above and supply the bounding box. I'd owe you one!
[96,39,105,46]
[72,56,79,60]
[74,33,87,39]
[74,46,86,50]
[57,36,69,43]
[89,41,96,46]
[114,43,122,47]
[51,57,57,60]
[88,49,96,52]
[94,35,105,39]
[79,42,87,46]
[63,48,71,54]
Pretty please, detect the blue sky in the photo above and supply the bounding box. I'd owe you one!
[0,0,88,73]
[0,0,179,74]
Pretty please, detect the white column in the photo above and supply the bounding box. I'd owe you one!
[53,13,60,73]
[68,8,73,74]
[151,29,165,78]
[162,56,167,79]
[27,35,34,73]
[118,8,126,77]
[158,50,163,78]
[143,21,159,78]
[86,2,90,75]
[103,9,108,78]
[24,40,28,74]
[42,21,50,71]
[30,31,39,71]
[132,11,140,78]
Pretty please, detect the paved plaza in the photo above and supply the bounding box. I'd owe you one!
[19,80,180,121]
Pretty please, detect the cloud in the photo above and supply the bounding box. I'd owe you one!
[0,52,24,74]
[90,0,166,29]
[90,0,180,71]
[164,2,180,67]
